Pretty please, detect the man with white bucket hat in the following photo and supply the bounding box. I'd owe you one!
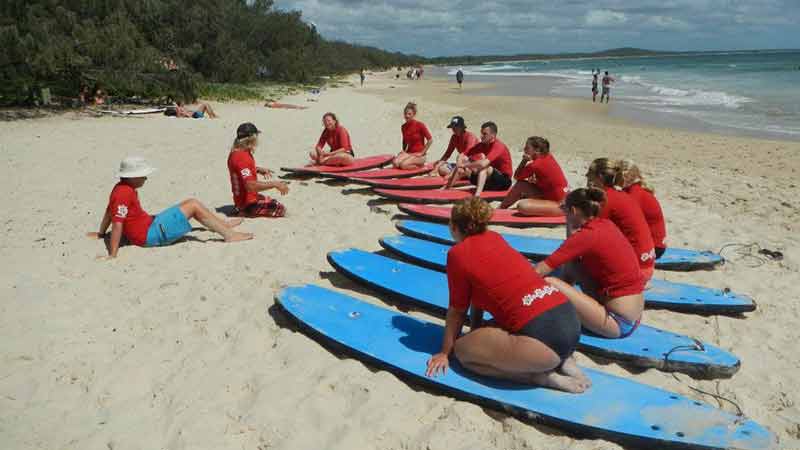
[88,156,252,258]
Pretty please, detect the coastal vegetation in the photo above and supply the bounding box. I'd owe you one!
[0,0,423,106]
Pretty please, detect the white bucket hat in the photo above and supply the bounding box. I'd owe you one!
[116,156,156,178]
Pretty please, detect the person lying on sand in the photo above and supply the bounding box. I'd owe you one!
[535,188,645,339]
[429,116,478,178]
[310,112,355,166]
[265,101,308,110]
[499,136,568,216]
[426,198,589,393]
[443,121,512,196]
[175,101,218,119]
[87,157,252,258]
[227,123,289,218]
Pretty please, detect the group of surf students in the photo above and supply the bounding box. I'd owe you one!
[89,98,668,394]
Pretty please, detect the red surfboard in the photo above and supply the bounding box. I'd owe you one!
[326,164,434,180]
[281,154,393,175]
[351,176,470,189]
[374,188,510,204]
[398,203,565,227]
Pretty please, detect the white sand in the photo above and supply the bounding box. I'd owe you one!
[1,72,799,449]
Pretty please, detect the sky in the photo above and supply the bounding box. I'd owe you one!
[272,0,800,57]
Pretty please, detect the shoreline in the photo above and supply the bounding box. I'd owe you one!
[1,71,799,450]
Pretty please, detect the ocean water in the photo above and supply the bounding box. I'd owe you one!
[447,51,800,140]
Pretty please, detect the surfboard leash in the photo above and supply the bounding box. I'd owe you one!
[717,242,783,268]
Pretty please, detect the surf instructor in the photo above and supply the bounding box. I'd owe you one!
[426,198,590,393]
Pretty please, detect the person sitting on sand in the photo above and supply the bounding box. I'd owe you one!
[394,102,432,170]
[310,112,355,167]
[265,100,308,110]
[499,136,568,216]
[426,198,589,393]
[429,116,478,177]
[618,160,667,259]
[444,121,512,197]
[175,101,218,119]
[586,158,656,280]
[87,156,252,258]
[535,188,645,338]
[92,84,107,105]
[228,123,289,218]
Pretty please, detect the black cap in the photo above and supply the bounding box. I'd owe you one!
[446,116,466,129]
[236,122,261,139]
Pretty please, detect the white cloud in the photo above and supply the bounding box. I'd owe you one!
[585,10,628,27]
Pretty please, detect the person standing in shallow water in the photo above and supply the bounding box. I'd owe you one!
[591,70,599,102]
[456,68,464,88]
[601,71,615,103]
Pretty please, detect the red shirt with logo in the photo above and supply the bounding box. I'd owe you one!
[441,131,479,161]
[464,138,513,178]
[227,149,258,209]
[401,119,432,154]
[598,187,656,270]
[447,231,568,332]
[544,218,645,298]
[316,125,353,155]
[514,153,569,202]
[107,182,153,246]
[625,183,666,249]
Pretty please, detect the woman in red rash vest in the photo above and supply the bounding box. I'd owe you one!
[394,102,432,170]
[618,160,667,259]
[499,136,569,216]
[585,158,656,281]
[535,188,645,339]
[309,112,355,167]
[426,197,590,393]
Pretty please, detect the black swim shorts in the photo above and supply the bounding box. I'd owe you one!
[514,300,581,361]
[469,169,512,191]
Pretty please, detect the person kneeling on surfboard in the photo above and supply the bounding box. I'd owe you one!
[228,123,289,218]
[617,160,667,260]
[394,102,432,170]
[586,158,656,281]
[535,188,645,339]
[426,197,590,393]
[309,112,356,167]
[443,122,513,197]
[499,136,568,216]
[87,156,253,258]
[429,116,478,178]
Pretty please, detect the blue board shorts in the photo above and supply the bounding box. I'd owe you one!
[145,205,192,247]
[192,111,204,119]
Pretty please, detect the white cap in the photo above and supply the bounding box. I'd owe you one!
[116,156,156,178]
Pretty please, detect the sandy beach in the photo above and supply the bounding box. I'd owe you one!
[2,70,799,449]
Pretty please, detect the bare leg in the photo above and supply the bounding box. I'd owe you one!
[473,166,493,197]
[320,152,355,166]
[516,199,563,217]
[179,198,252,242]
[454,327,587,393]
[397,154,426,170]
[500,180,539,209]
[436,163,453,178]
[198,103,217,118]
[393,152,410,168]
[544,277,621,338]
[309,149,323,164]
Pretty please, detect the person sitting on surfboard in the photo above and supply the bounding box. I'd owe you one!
[429,115,479,178]
[617,160,667,259]
[585,158,656,281]
[499,136,568,216]
[426,197,590,393]
[394,102,432,170]
[227,123,289,218]
[309,112,355,167]
[444,121,513,196]
[535,188,645,339]
[87,156,253,258]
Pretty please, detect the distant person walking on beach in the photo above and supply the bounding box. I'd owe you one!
[88,157,252,258]
[601,71,615,103]
[360,68,366,87]
[456,68,464,88]
[591,70,599,102]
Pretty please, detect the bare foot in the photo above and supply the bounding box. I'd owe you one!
[225,218,244,228]
[530,370,589,394]
[224,231,254,242]
[558,356,592,389]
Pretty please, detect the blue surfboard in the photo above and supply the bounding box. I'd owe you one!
[327,249,740,378]
[396,220,724,272]
[277,285,774,450]
[379,234,755,315]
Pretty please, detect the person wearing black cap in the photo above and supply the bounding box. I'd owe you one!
[430,116,479,178]
[227,123,289,218]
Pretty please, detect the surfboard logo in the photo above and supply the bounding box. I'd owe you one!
[522,285,558,306]
[115,205,128,218]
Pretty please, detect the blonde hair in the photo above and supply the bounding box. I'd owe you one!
[617,160,654,193]
[232,134,259,152]
[450,197,493,236]
[404,102,417,114]
[586,158,624,188]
